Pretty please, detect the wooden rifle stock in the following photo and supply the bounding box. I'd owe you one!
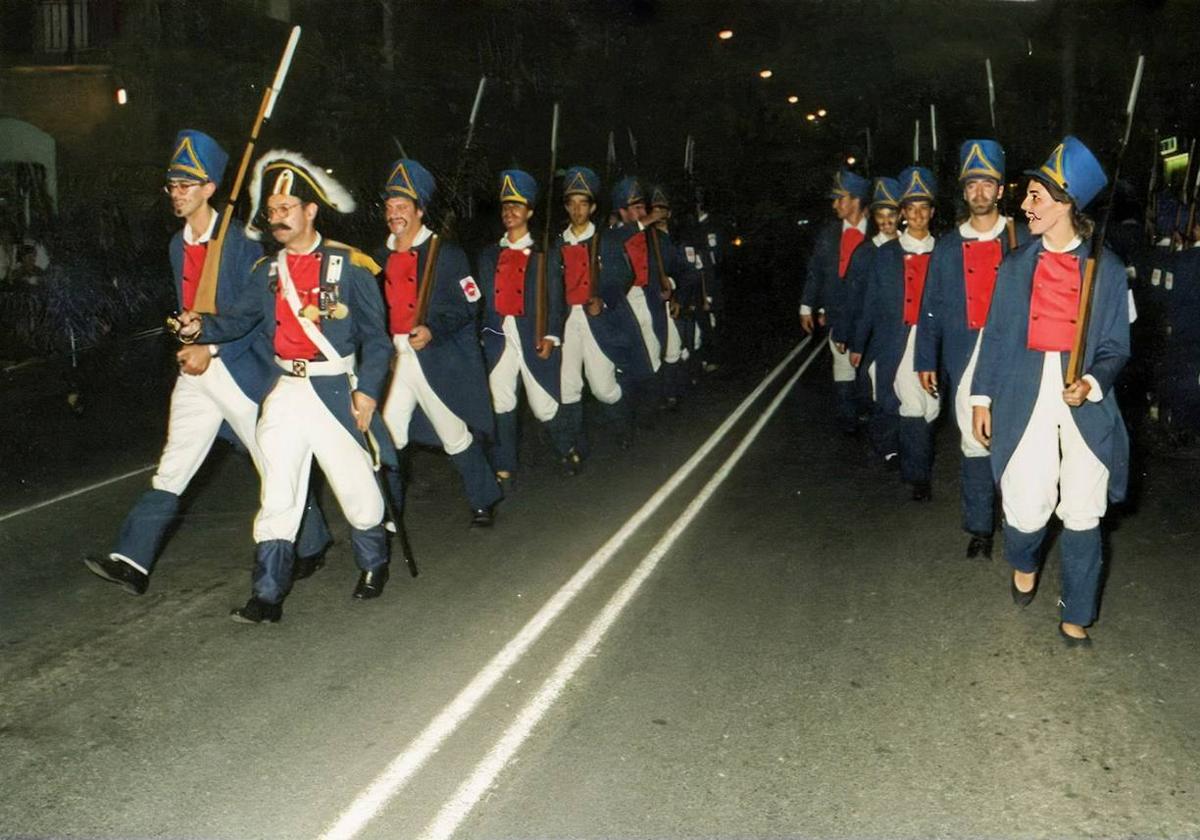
[535,250,549,342]
[1065,257,1098,384]
[587,230,601,301]
[413,234,442,326]
[1006,217,1018,252]
[192,26,300,314]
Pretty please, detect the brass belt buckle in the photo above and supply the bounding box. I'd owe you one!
[292,359,308,378]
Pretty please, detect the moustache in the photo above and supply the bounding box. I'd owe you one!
[269,222,292,232]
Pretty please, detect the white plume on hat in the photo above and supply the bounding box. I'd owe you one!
[245,148,356,239]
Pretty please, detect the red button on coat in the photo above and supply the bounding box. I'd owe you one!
[494,248,529,317]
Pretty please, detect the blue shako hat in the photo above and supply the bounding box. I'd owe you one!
[1025,135,1108,209]
[499,169,538,206]
[167,129,229,186]
[649,185,671,209]
[611,176,645,209]
[898,166,937,203]
[958,139,1005,183]
[563,166,601,201]
[830,169,871,202]
[383,158,436,209]
[871,177,902,209]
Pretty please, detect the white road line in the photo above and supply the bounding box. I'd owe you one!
[418,337,826,840]
[0,465,156,524]
[317,337,817,840]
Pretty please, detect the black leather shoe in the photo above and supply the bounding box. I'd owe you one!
[1058,623,1093,648]
[292,548,328,581]
[470,507,495,527]
[84,555,148,596]
[966,533,994,559]
[352,565,389,600]
[230,597,282,624]
[911,482,932,502]
[1011,572,1038,607]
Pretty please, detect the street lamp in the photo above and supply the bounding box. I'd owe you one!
[817,108,827,117]
[718,29,734,40]
[787,95,799,104]
[759,69,773,79]
[806,113,817,121]
[846,156,857,165]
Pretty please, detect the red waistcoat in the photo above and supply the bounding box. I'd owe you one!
[624,232,649,288]
[494,248,529,317]
[1027,251,1082,352]
[385,249,419,335]
[838,227,865,279]
[561,242,591,306]
[961,239,1003,330]
[181,242,207,311]
[903,252,932,327]
[274,252,323,360]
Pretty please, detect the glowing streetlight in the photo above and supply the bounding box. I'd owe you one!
[759,69,773,79]
[846,156,857,165]
[718,29,734,40]
[806,113,816,121]
[787,95,799,104]
[115,87,128,105]
[817,108,827,117]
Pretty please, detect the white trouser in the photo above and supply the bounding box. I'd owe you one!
[561,305,622,405]
[664,305,682,364]
[152,357,262,495]
[894,326,940,422]
[382,335,473,455]
[626,287,662,372]
[253,375,384,542]
[867,361,878,402]
[956,333,989,457]
[489,315,559,421]
[830,334,856,383]
[1000,352,1110,533]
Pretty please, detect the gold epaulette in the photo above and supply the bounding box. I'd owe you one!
[324,240,382,275]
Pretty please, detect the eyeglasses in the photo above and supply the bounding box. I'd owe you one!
[265,202,303,219]
[163,181,207,195]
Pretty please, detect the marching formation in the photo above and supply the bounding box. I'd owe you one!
[804,135,1132,648]
[83,130,729,624]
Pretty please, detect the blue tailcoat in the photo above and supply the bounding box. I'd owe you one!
[477,240,565,401]
[971,240,1130,502]
[915,223,1029,383]
[199,240,395,454]
[168,215,270,403]
[853,239,931,414]
[835,237,881,347]
[374,237,495,444]
[802,220,863,337]
[555,228,655,381]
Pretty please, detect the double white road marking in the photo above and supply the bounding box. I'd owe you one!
[321,336,827,840]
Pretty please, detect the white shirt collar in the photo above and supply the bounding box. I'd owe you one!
[286,234,323,257]
[958,215,1007,242]
[387,225,433,252]
[1042,235,1083,254]
[872,231,897,247]
[500,232,534,250]
[843,217,868,235]
[899,230,935,254]
[562,222,595,245]
[183,208,218,245]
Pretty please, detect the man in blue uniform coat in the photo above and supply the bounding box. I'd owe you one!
[85,130,330,596]
[971,136,1131,646]
[802,169,870,434]
[847,176,901,462]
[556,165,651,453]
[477,170,574,483]
[374,158,501,526]
[916,139,1027,558]
[176,150,395,623]
[855,167,941,499]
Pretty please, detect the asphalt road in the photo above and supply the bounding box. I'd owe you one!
[1,333,1198,840]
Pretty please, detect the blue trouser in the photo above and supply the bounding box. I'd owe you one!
[114,486,329,572]
[1004,524,1102,626]
[868,405,899,459]
[451,443,502,510]
[491,409,573,475]
[960,455,995,535]
[899,416,934,484]
[253,524,387,604]
[833,381,858,429]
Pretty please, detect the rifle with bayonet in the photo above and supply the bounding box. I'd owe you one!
[534,103,560,344]
[189,26,301,316]
[1066,53,1145,385]
[984,57,1019,251]
[1145,128,1160,244]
